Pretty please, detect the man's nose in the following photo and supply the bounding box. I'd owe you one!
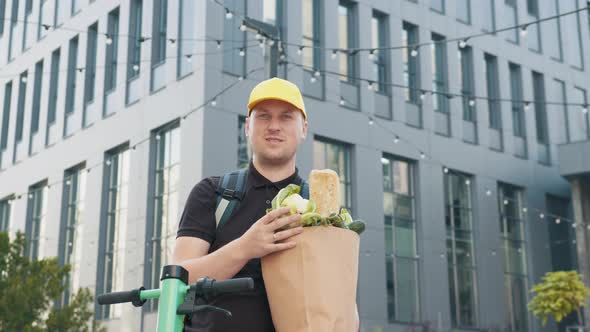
[267,116,281,131]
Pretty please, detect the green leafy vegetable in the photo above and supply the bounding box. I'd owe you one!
[266,184,365,235]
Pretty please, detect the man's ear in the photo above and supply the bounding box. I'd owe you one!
[301,120,308,140]
[245,116,250,137]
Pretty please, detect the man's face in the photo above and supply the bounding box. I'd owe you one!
[245,99,307,165]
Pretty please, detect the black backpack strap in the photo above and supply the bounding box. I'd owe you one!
[215,169,248,230]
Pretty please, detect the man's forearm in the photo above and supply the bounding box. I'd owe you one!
[178,239,250,284]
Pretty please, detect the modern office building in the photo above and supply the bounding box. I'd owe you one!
[1,0,589,331]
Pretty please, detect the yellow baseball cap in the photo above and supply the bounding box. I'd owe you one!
[247,77,307,120]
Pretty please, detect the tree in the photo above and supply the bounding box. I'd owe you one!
[0,231,105,332]
[528,270,590,327]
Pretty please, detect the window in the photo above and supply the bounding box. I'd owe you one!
[223,0,246,76]
[371,12,389,94]
[532,72,548,146]
[485,53,501,130]
[569,87,589,142]
[1,81,13,169]
[547,0,563,61]
[14,71,28,162]
[587,2,590,35]
[525,0,541,53]
[313,138,352,211]
[498,184,529,332]
[38,0,51,40]
[382,156,419,323]
[456,0,470,24]
[238,116,252,168]
[7,0,19,61]
[127,0,143,80]
[96,145,130,320]
[25,181,48,260]
[177,0,196,78]
[445,171,478,328]
[431,33,449,114]
[152,0,167,67]
[104,8,120,94]
[509,63,525,138]
[302,0,321,70]
[263,0,277,25]
[47,48,61,146]
[338,1,357,83]
[554,80,569,144]
[54,0,67,27]
[431,0,445,13]
[482,0,496,32]
[0,196,13,231]
[58,164,86,307]
[504,0,519,44]
[64,36,79,137]
[144,123,180,312]
[0,0,6,36]
[30,60,43,155]
[72,0,82,15]
[22,0,33,50]
[84,23,98,105]
[402,22,419,104]
[459,46,475,122]
[562,0,584,69]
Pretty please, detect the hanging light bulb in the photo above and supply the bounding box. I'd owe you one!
[582,105,588,114]
[368,117,374,126]
[238,76,244,81]
[297,46,304,55]
[486,189,492,196]
[133,64,140,72]
[420,91,426,100]
[225,9,233,19]
[410,47,418,57]
[21,76,28,83]
[367,81,375,91]
[520,25,528,37]
[524,102,530,111]
[255,33,262,40]
[555,218,561,224]
[458,39,467,49]
[216,40,222,49]
[106,159,112,165]
[155,134,161,141]
[443,167,449,173]
[420,152,426,159]
[169,38,176,47]
[522,207,527,213]
[339,98,345,106]
[239,22,247,31]
[572,223,577,228]
[314,70,320,77]
[394,135,400,144]
[211,98,217,107]
[239,48,245,57]
[331,50,338,60]
[368,49,376,60]
[469,99,476,107]
[105,35,113,45]
[310,76,317,83]
[186,54,192,63]
[503,199,509,205]
[540,213,545,219]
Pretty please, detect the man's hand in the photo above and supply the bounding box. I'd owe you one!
[237,207,304,259]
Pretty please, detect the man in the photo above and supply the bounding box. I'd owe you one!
[173,77,310,331]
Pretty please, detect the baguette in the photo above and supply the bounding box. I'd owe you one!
[309,169,341,217]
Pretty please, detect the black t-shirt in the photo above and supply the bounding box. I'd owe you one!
[177,161,303,332]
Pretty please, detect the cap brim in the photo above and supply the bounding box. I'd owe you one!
[248,97,307,119]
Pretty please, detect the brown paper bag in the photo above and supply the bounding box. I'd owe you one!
[261,226,360,332]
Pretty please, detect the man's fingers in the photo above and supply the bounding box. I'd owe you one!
[262,207,291,225]
[269,213,301,231]
[273,227,303,242]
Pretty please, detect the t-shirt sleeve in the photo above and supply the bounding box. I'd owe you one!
[176,176,220,243]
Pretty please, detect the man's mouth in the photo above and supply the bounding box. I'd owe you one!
[265,137,284,143]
